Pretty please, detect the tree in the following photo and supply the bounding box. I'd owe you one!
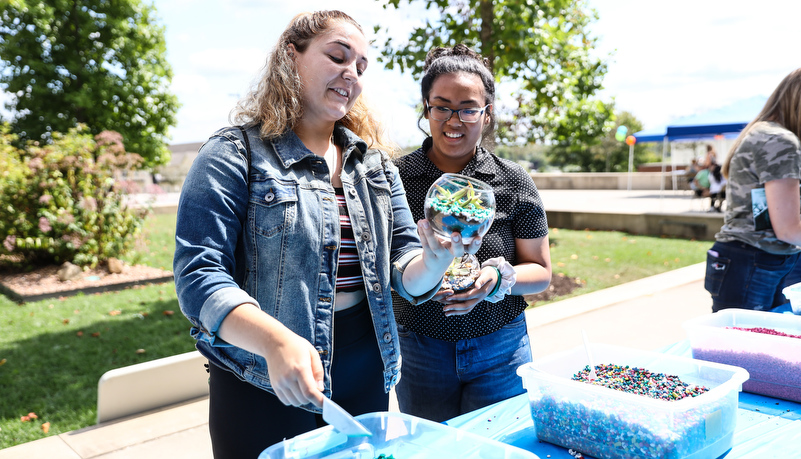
[547,110,655,172]
[495,143,549,170]
[0,0,179,167]
[375,0,614,147]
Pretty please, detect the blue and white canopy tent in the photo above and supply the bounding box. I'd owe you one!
[631,96,766,193]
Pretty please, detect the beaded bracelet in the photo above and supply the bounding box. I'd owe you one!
[487,266,502,298]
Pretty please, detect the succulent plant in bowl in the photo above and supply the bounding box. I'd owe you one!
[424,173,495,293]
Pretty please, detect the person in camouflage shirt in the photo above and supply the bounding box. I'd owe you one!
[705,68,801,312]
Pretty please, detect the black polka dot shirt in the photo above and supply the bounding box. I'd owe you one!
[392,138,549,342]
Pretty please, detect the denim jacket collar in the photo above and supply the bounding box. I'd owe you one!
[272,125,368,168]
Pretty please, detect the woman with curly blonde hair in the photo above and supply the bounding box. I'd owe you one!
[175,10,462,457]
[232,10,394,154]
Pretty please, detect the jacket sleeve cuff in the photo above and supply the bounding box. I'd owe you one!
[390,248,443,305]
[197,287,259,347]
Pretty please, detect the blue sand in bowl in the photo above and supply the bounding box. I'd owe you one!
[438,215,491,240]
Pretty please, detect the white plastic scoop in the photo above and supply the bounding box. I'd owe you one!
[322,397,372,437]
[581,329,598,380]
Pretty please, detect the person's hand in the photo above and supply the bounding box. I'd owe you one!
[431,287,455,303]
[481,256,517,303]
[465,237,482,255]
[417,219,464,272]
[438,266,499,317]
[263,328,325,408]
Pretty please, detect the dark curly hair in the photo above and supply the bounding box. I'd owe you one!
[418,44,496,140]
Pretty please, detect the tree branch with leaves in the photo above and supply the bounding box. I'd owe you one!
[375,0,615,155]
[0,0,179,167]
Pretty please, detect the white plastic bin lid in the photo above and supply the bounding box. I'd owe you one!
[781,282,801,314]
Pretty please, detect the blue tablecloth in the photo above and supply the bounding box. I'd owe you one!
[445,339,801,458]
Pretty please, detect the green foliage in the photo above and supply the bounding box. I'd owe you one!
[0,283,191,448]
[548,111,654,172]
[0,125,146,267]
[121,213,176,271]
[0,215,708,447]
[0,213,188,448]
[0,122,24,181]
[495,142,550,170]
[543,228,709,304]
[0,0,179,167]
[375,0,613,147]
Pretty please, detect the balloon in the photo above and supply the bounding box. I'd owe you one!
[615,125,628,142]
[626,135,636,146]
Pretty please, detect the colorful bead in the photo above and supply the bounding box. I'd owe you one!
[572,363,709,401]
[727,326,801,339]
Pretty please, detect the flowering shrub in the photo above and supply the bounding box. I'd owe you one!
[0,124,147,268]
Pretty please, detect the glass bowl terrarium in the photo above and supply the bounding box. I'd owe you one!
[424,173,496,292]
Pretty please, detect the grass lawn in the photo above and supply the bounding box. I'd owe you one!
[540,227,709,304]
[0,213,710,449]
[0,213,194,449]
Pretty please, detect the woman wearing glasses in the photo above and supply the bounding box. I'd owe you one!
[392,44,552,421]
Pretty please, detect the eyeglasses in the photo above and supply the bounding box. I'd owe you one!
[425,101,491,123]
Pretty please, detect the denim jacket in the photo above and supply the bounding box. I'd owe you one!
[174,124,438,412]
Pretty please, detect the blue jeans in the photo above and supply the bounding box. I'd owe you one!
[395,312,532,422]
[705,241,801,312]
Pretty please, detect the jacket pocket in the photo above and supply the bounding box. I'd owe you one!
[704,251,730,297]
[249,178,298,238]
[365,167,392,213]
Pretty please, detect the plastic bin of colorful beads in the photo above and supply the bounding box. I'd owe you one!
[258,411,539,459]
[516,344,748,459]
[683,309,801,402]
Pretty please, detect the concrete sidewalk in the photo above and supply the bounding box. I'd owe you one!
[526,262,710,358]
[541,188,709,215]
[0,262,712,459]
[134,188,715,216]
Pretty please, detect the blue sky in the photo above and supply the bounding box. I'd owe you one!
[3,1,800,147]
[158,0,429,145]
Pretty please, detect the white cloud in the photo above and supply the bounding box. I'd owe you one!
[587,0,801,130]
[168,94,238,144]
[362,66,425,148]
[170,73,212,96]
[0,90,12,121]
[187,47,265,76]
[6,0,797,148]
[162,1,430,145]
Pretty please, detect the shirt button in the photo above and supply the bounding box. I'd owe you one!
[382,332,392,343]
[264,192,275,202]
[361,232,371,242]
[372,283,381,293]
[349,188,357,196]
